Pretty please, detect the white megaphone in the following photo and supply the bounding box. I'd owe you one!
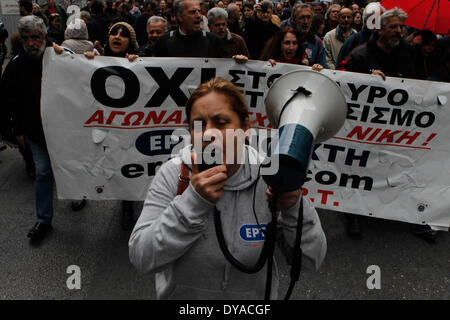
[263,69,347,192]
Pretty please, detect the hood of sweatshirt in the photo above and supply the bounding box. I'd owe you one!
[178,144,266,191]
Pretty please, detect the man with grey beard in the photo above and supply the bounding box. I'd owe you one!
[338,8,418,240]
[1,16,56,243]
[339,8,415,80]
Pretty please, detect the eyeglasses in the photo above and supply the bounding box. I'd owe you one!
[297,15,312,21]
[20,34,43,42]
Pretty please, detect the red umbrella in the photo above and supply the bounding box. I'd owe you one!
[381,0,450,35]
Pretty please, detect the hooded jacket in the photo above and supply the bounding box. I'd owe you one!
[129,145,327,300]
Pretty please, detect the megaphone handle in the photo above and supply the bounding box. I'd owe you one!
[268,188,279,216]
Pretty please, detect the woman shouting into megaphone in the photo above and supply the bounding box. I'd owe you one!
[128,77,326,300]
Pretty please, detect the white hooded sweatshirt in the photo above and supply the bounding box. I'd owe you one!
[129,145,326,299]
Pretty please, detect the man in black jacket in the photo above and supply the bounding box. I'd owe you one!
[138,15,168,57]
[244,0,279,59]
[154,0,227,58]
[1,16,53,243]
[339,8,415,80]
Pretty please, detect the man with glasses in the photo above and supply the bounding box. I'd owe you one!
[292,3,327,68]
[154,0,227,58]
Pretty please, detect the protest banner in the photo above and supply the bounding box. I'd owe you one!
[41,49,450,230]
[0,0,20,15]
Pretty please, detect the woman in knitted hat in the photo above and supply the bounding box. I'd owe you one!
[83,21,139,63]
[98,21,139,58]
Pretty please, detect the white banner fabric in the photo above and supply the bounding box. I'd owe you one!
[41,49,450,230]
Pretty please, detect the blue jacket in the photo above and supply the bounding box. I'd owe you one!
[304,35,328,68]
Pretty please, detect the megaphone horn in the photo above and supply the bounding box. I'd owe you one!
[263,69,347,192]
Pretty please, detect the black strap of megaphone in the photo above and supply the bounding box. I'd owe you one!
[264,189,279,300]
[284,196,304,300]
[277,86,312,129]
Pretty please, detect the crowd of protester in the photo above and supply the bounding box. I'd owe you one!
[0,0,449,244]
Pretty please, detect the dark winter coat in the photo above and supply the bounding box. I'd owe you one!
[244,18,280,59]
[335,26,372,69]
[1,47,48,146]
[154,29,228,58]
[338,32,415,79]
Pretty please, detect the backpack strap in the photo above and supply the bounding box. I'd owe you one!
[316,36,323,55]
[177,161,191,195]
